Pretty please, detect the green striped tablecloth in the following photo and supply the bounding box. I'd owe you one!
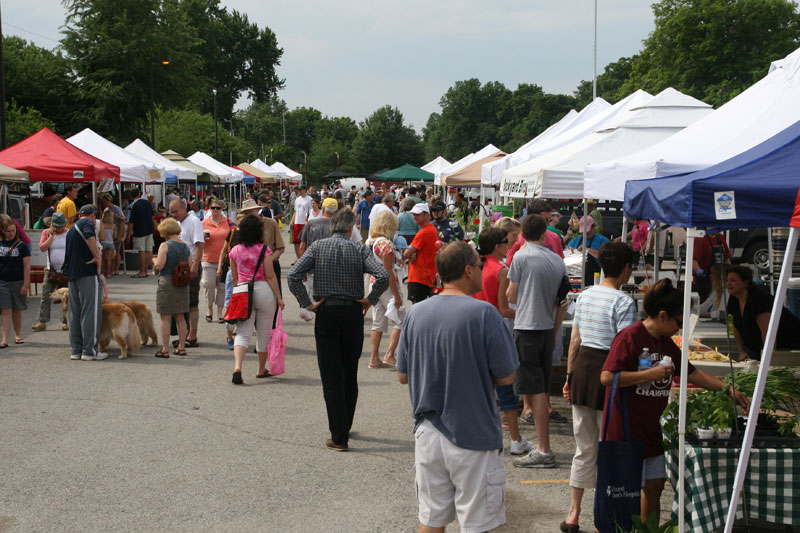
[666,442,800,531]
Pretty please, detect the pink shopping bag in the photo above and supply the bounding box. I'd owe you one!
[268,308,288,376]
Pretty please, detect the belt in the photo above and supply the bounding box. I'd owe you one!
[320,299,359,307]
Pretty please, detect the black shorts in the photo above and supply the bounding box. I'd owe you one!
[513,329,555,395]
[407,282,433,303]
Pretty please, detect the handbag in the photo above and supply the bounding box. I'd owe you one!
[47,247,68,287]
[223,245,267,324]
[267,308,288,376]
[217,227,236,283]
[594,372,644,533]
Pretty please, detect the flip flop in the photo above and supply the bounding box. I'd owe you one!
[0,343,7,349]
[129,274,148,278]
[154,350,170,358]
[205,315,213,322]
[368,362,392,369]
[14,339,24,344]
[559,521,580,533]
[173,348,187,356]
[218,318,225,324]
[256,371,272,378]
[172,339,199,348]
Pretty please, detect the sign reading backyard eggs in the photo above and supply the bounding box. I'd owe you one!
[714,191,736,220]
[500,177,529,198]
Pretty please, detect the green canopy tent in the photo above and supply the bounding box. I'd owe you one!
[376,164,434,182]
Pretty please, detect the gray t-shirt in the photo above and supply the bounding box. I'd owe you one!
[396,295,519,451]
[508,242,566,331]
[298,217,331,247]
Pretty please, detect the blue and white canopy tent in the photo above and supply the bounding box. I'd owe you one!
[624,119,800,533]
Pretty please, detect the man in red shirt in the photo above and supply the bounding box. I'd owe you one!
[506,199,563,265]
[403,203,438,304]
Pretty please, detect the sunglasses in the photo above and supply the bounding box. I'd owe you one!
[210,206,222,210]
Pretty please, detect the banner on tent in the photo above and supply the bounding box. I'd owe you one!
[500,176,532,198]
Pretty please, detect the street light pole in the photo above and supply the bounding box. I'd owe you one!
[149,57,170,148]
[213,89,219,159]
[0,3,6,149]
[301,150,307,184]
[334,151,340,170]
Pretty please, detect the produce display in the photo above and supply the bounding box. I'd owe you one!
[672,336,731,361]
[662,367,800,449]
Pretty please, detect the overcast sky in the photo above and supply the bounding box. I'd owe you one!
[5,1,654,132]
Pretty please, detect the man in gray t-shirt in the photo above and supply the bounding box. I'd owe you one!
[397,242,518,532]
[507,214,567,469]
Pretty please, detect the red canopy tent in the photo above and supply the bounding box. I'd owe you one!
[0,128,120,183]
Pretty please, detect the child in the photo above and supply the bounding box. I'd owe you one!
[100,210,117,276]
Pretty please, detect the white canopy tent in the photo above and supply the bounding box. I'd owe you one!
[499,88,713,199]
[67,128,165,184]
[188,151,244,183]
[421,156,451,175]
[250,159,286,179]
[435,144,500,186]
[492,91,651,194]
[269,161,302,183]
[481,99,609,186]
[125,139,197,182]
[584,46,800,201]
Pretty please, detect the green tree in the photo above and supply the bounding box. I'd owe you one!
[61,0,204,143]
[618,0,800,104]
[179,0,284,119]
[284,107,323,153]
[153,107,255,164]
[2,36,76,133]
[5,100,56,146]
[430,79,513,161]
[573,56,634,108]
[350,105,424,174]
[233,96,288,153]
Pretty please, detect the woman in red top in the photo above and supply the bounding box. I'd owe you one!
[600,279,749,524]
[473,227,533,456]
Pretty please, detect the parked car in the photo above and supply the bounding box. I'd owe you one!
[728,228,769,271]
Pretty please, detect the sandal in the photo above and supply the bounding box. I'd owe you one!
[205,315,213,323]
[559,521,580,533]
[154,350,170,358]
[14,339,24,344]
[218,318,225,324]
[173,348,187,356]
[256,370,272,378]
[172,339,199,348]
[129,274,148,278]
[0,343,7,349]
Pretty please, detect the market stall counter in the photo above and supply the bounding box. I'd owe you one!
[666,443,800,531]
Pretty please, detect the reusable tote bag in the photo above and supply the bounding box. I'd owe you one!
[268,308,288,376]
[594,372,644,533]
[223,245,267,324]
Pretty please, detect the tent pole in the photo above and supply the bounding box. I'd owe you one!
[654,228,660,283]
[581,198,588,290]
[621,216,628,243]
[479,187,486,230]
[767,227,774,294]
[91,182,97,206]
[724,226,798,532]
[678,229,699,533]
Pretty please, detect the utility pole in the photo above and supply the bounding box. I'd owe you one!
[0,3,6,149]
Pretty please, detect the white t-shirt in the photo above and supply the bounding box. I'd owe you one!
[294,195,312,224]
[46,231,68,271]
[368,203,391,226]
[179,213,205,259]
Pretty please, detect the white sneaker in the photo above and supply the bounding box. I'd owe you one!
[81,352,108,361]
[510,436,533,456]
[513,449,556,468]
[70,354,81,360]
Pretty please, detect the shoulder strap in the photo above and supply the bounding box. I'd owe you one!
[251,245,267,283]
[602,372,631,442]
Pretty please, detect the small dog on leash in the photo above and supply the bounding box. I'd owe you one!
[50,288,143,359]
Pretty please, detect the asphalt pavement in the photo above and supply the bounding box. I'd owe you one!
[0,244,673,532]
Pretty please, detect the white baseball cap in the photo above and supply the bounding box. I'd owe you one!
[410,203,430,215]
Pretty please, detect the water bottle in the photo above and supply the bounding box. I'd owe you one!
[659,355,673,370]
[637,348,653,391]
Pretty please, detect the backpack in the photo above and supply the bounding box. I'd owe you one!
[169,242,192,287]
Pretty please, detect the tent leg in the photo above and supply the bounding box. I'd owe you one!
[581,198,588,290]
[118,185,127,273]
[621,216,628,243]
[479,187,486,230]
[654,228,660,283]
[768,227,774,294]
[678,228,700,533]
[91,183,97,206]
[723,226,798,533]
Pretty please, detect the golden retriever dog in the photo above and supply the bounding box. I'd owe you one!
[50,288,142,359]
[121,301,158,346]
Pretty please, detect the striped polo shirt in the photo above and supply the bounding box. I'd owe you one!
[573,285,637,350]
